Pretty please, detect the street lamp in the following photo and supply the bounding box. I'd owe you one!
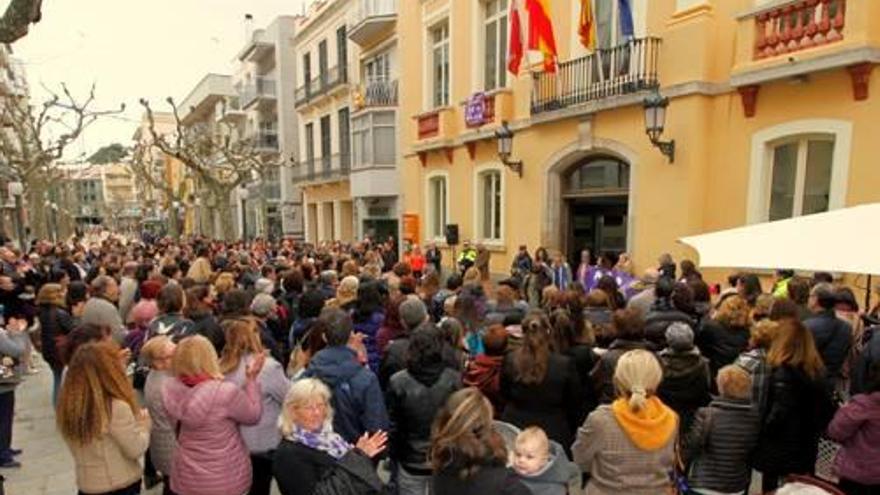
[7,182,25,251]
[643,88,676,163]
[239,187,249,241]
[194,197,203,237]
[494,121,523,178]
[49,202,58,242]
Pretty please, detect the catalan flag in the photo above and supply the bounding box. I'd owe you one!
[579,0,596,51]
[507,0,524,75]
[525,0,558,73]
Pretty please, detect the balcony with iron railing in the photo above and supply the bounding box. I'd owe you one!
[241,77,277,109]
[251,130,279,152]
[295,66,349,107]
[217,97,246,123]
[353,78,398,111]
[731,0,880,91]
[349,0,397,47]
[531,37,661,115]
[297,154,351,184]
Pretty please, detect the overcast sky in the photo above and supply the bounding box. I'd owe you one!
[7,0,310,158]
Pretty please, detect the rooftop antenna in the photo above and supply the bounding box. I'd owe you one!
[244,14,254,43]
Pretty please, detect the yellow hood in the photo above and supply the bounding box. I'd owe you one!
[611,396,678,451]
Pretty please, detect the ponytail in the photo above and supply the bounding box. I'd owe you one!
[513,312,551,385]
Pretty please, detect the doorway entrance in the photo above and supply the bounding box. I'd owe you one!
[563,156,630,268]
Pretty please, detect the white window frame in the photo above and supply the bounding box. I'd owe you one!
[473,164,505,244]
[363,51,391,85]
[747,119,852,224]
[765,135,835,221]
[425,171,450,241]
[482,0,508,92]
[429,21,450,108]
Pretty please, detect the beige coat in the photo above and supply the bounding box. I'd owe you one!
[66,399,149,494]
[572,405,676,495]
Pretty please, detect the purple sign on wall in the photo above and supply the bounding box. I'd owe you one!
[464,92,488,127]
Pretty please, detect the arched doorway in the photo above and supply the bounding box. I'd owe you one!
[562,156,630,267]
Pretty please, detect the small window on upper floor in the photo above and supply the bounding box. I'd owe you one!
[430,22,450,108]
[767,136,834,221]
[483,0,508,91]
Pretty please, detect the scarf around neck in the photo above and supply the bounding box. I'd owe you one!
[179,373,215,387]
[288,424,352,460]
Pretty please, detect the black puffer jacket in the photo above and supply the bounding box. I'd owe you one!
[753,365,834,476]
[696,319,750,380]
[684,398,761,494]
[386,366,461,474]
[804,310,852,388]
[644,300,695,350]
[657,349,711,433]
[37,304,75,370]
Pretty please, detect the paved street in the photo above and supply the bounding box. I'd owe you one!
[2,357,165,495]
[2,356,286,495]
[4,357,78,495]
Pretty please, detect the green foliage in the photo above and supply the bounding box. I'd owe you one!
[87,143,127,164]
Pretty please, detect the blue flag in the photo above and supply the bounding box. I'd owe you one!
[618,0,634,39]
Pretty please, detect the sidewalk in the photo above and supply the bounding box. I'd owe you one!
[3,359,77,495]
[1,359,166,495]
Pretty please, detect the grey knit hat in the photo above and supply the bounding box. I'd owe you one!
[399,297,428,330]
[665,322,695,352]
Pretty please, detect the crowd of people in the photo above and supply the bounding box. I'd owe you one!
[0,232,879,495]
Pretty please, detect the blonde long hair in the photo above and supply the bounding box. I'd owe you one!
[613,349,663,412]
[172,335,223,379]
[56,342,139,446]
[219,318,264,374]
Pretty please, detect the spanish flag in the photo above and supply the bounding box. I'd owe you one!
[579,0,596,51]
[525,0,558,73]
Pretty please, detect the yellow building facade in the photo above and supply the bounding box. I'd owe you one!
[399,0,879,277]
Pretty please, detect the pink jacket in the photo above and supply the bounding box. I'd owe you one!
[163,377,262,495]
[827,391,880,485]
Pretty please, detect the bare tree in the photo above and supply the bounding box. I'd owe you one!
[0,83,122,239]
[0,0,42,44]
[127,142,187,237]
[139,97,282,241]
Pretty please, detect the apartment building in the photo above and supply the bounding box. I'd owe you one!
[0,44,29,237]
[348,0,401,241]
[235,16,302,239]
[399,0,879,278]
[294,0,357,243]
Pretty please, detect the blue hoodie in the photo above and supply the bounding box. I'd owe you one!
[302,346,389,443]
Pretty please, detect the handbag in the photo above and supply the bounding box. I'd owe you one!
[668,438,698,495]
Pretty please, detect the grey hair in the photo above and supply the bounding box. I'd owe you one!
[278,378,334,437]
[90,275,115,297]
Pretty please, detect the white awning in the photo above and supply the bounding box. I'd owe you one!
[678,203,880,275]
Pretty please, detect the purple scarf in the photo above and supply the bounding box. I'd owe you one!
[288,424,352,459]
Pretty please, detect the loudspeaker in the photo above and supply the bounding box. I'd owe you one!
[444,224,459,246]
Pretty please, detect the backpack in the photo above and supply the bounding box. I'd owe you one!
[313,450,384,495]
[329,373,364,443]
